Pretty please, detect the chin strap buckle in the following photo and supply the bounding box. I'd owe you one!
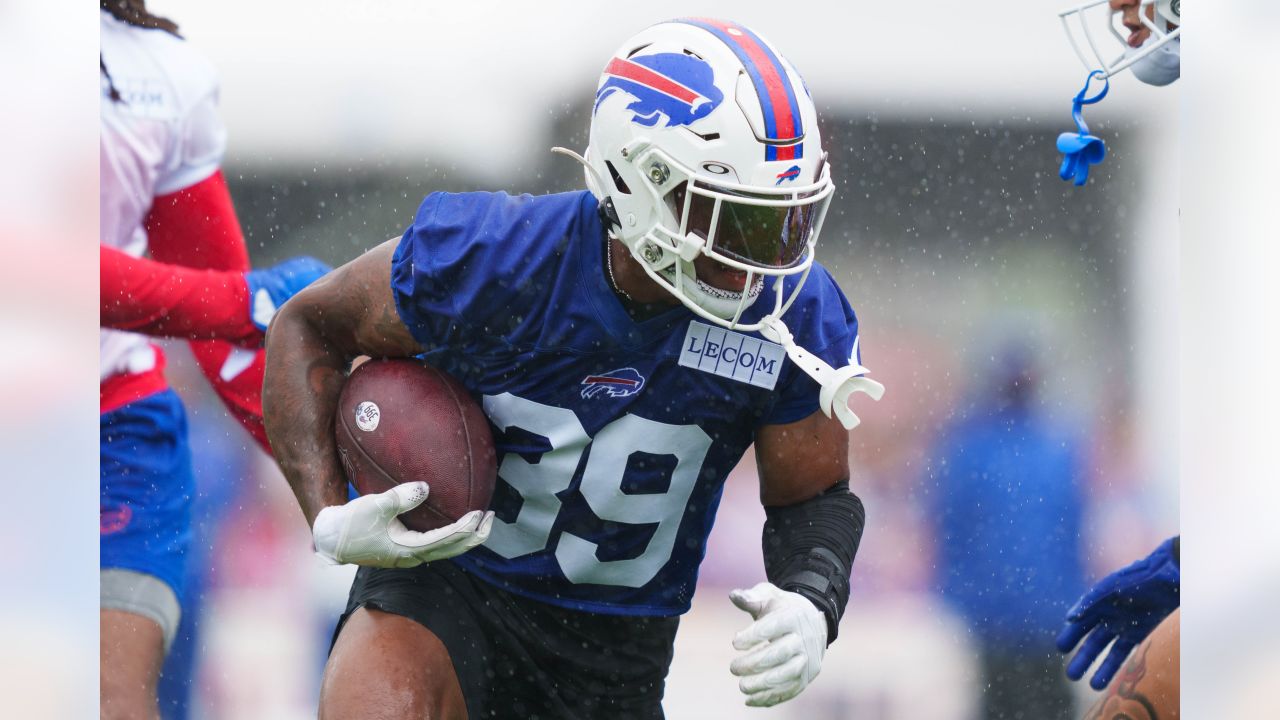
[759,315,886,430]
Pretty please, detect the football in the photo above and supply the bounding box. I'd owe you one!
[334,358,496,531]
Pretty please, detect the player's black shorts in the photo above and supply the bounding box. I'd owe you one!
[333,560,680,719]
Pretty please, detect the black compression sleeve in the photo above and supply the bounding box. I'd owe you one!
[762,481,865,644]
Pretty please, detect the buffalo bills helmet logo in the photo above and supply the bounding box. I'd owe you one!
[580,367,646,399]
[594,53,724,128]
[774,165,801,185]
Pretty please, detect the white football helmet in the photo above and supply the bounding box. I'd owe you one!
[555,18,883,430]
[579,18,833,331]
[1059,0,1181,79]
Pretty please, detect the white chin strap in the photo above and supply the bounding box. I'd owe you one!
[758,315,885,430]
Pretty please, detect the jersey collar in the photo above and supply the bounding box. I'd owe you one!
[576,192,689,349]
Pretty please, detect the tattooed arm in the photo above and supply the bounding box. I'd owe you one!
[263,238,423,527]
[1083,610,1181,720]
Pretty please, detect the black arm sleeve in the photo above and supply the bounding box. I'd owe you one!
[762,480,865,644]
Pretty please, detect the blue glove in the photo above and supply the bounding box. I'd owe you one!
[244,256,331,332]
[1056,536,1180,690]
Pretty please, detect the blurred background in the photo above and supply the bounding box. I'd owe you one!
[129,1,1181,718]
[6,0,1210,717]
[145,1,1179,718]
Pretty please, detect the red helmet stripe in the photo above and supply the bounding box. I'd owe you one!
[603,57,705,106]
[679,18,804,160]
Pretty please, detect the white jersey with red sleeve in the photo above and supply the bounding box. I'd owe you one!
[99,10,225,386]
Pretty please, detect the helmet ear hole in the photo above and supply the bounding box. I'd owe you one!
[605,161,631,195]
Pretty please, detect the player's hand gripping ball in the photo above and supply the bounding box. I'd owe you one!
[314,359,498,569]
[335,358,496,531]
[311,482,494,568]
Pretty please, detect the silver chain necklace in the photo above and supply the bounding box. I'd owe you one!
[605,238,634,302]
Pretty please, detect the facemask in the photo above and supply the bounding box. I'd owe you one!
[1127,35,1180,86]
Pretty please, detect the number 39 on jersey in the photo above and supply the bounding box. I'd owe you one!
[482,392,711,589]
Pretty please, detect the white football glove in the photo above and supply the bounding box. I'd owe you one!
[729,581,828,707]
[311,481,494,569]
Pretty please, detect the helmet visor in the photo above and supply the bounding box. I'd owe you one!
[681,182,826,270]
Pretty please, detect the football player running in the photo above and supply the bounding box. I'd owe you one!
[264,18,882,719]
[1055,1,1181,717]
[100,2,326,716]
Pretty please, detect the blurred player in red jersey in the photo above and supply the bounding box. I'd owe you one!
[99,2,326,716]
[1055,1,1180,717]
[100,245,328,449]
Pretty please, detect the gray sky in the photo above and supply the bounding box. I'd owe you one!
[152,0,1177,174]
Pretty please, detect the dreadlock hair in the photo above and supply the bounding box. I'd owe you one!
[101,0,181,36]
[101,55,123,102]
[101,0,181,104]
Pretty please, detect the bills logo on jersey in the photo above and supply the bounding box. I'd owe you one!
[580,367,646,399]
[679,322,786,390]
[595,53,724,128]
[774,165,802,185]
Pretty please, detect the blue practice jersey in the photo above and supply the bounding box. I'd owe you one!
[391,189,861,616]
